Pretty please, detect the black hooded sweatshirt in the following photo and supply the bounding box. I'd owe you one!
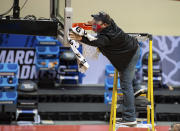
[81,20,139,72]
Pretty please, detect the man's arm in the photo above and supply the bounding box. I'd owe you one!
[81,35,110,47]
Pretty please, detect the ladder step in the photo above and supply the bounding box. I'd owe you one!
[136,118,147,122]
[116,124,152,129]
[116,118,147,122]
[117,93,146,97]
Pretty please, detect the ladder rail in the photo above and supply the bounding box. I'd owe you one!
[109,70,118,131]
[148,38,155,131]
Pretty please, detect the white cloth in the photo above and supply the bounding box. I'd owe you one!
[67,26,97,73]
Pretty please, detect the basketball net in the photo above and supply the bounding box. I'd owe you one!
[72,23,100,60]
[82,42,100,60]
[67,26,101,73]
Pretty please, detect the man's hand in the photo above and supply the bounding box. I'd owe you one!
[69,32,82,41]
[86,19,95,25]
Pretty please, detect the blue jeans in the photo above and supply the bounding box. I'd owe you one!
[119,46,140,121]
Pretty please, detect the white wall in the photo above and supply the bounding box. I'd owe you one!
[1,0,180,35]
[0,0,50,18]
[72,0,180,36]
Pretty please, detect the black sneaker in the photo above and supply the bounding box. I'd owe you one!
[116,119,137,126]
[134,88,147,98]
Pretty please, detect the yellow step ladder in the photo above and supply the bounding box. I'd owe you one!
[109,35,155,131]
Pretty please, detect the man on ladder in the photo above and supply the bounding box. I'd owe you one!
[70,11,146,126]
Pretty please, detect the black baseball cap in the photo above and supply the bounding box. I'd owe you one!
[91,11,112,24]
